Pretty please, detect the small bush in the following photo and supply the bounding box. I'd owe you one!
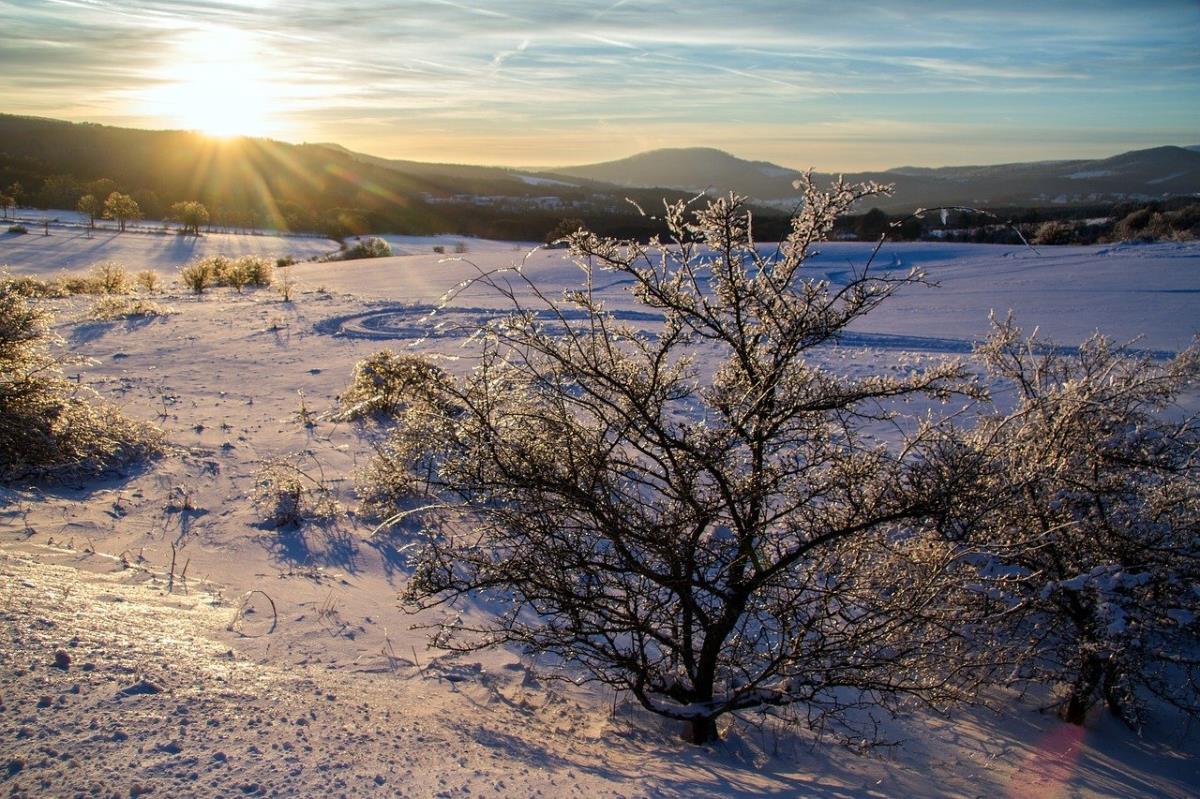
[276,256,297,268]
[232,255,273,288]
[342,237,392,260]
[225,262,251,293]
[179,255,272,294]
[88,261,133,295]
[1,284,161,480]
[251,457,338,528]
[337,350,450,421]
[180,261,214,294]
[453,241,468,254]
[135,270,160,293]
[0,274,66,298]
[7,224,27,234]
[432,245,446,254]
[88,296,172,321]
[1032,220,1074,246]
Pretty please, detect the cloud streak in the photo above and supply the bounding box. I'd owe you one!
[1,0,1197,168]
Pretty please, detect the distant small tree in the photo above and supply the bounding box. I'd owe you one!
[102,192,140,232]
[169,200,210,236]
[77,194,100,229]
[0,194,12,220]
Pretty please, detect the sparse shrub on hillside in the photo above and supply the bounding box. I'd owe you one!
[88,261,133,295]
[225,261,251,293]
[0,283,161,480]
[276,255,297,268]
[431,245,445,254]
[337,350,450,421]
[1032,220,1074,246]
[251,456,338,528]
[233,255,273,288]
[180,260,215,294]
[135,270,160,293]
[0,274,67,298]
[453,241,468,254]
[180,255,273,294]
[1112,203,1200,242]
[88,296,173,321]
[7,224,27,235]
[277,267,296,302]
[341,237,391,260]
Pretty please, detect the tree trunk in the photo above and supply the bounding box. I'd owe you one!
[1061,654,1102,725]
[681,716,719,745]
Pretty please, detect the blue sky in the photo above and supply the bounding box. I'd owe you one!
[2,0,1197,169]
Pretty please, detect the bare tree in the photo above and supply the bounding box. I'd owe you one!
[377,181,999,744]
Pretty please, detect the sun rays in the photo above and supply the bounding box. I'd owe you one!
[139,27,285,139]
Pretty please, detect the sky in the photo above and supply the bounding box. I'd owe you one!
[2,0,1198,171]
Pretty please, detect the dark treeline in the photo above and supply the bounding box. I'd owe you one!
[3,115,1194,246]
[838,197,1200,245]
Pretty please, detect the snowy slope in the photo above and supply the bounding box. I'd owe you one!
[1,235,1198,797]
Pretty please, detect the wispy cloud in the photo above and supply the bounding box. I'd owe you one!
[1,0,1197,168]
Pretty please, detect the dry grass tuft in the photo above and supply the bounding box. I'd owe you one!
[251,456,339,528]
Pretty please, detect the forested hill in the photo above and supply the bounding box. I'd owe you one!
[0,114,718,240]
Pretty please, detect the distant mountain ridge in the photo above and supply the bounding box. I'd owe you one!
[547,145,1200,210]
[2,114,1197,228]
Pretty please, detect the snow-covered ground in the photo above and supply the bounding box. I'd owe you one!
[1,234,1198,797]
[1,220,339,275]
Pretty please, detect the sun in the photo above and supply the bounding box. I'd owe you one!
[140,28,284,138]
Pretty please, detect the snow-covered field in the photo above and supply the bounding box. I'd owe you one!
[1,217,339,274]
[1,232,1198,797]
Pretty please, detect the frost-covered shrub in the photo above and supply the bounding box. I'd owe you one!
[180,255,272,294]
[88,296,172,321]
[337,350,450,421]
[0,284,161,480]
[135,270,160,293]
[0,274,67,298]
[232,255,273,288]
[1032,220,1074,246]
[88,261,133,295]
[946,319,1200,727]
[7,224,27,234]
[180,260,215,294]
[342,237,391,260]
